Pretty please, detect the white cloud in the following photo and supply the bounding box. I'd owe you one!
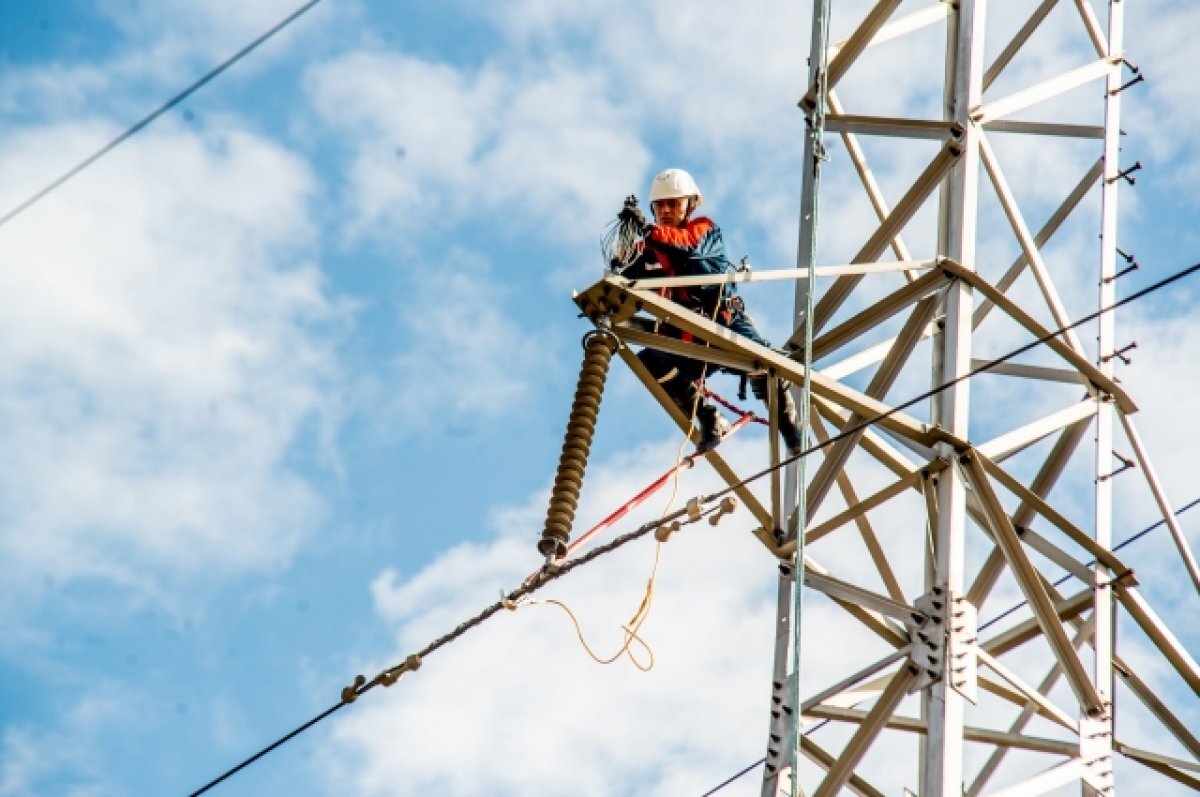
[352,255,550,437]
[305,50,648,245]
[0,684,136,797]
[0,119,345,603]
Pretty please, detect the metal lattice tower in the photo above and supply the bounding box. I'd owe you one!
[572,1,1199,794]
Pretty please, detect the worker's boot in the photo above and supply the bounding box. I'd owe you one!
[695,402,732,454]
[750,374,804,457]
[674,383,730,454]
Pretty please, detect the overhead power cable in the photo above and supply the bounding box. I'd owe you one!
[702,261,1200,508]
[695,495,1200,796]
[187,261,1199,796]
[0,0,323,230]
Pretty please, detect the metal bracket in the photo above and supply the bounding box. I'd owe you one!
[1097,450,1135,482]
[1106,160,1142,185]
[910,587,978,703]
[910,586,946,693]
[1103,246,1139,283]
[1110,58,1145,96]
[1100,341,1136,365]
[947,596,978,703]
[763,677,796,780]
[1080,712,1115,794]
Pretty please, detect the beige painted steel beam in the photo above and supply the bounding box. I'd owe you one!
[799,736,888,797]
[1117,411,1200,592]
[982,120,1104,138]
[961,452,1104,713]
[806,556,911,647]
[614,326,759,374]
[801,0,905,110]
[968,420,1089,607]
[802,706,1080,757]
[828,92,915,265]
[979,132,1086,354]
[614,345,777,553]
[1072,0,1108,57]
[982,0,1058,91]
[811,666,915,797]
[802,648,911,714]
[620,260,935,290]
[1123,757,1200,792]
[825,114,959,140]
[972,158,1103,331]
[977,452,1129,575]
[983,758,1088,797]
[809,267,948,361]
[976,647,1078,732]
[828,1,950,59]
[809,413,908,601]
[976,399,1095,463]
[1114,584,1200,695]
[597,280,949,449]
[804,570,921,626]
[968,618,1096,796]
[803,469,925,546]
[806,294,942,517]
[968,360,1085,385]
[941,259,1136,413]
[806,138,963,338]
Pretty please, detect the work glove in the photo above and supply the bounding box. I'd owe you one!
[618,196,650,234]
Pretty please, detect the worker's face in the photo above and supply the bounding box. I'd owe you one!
[651,196,691,227]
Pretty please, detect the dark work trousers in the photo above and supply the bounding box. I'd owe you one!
[637,309,771,407]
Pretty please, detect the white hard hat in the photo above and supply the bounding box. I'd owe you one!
[649,168,702,206]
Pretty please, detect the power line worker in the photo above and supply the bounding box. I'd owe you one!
[615,168,804,456]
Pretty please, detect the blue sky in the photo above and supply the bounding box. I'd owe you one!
[1,1,1198,796]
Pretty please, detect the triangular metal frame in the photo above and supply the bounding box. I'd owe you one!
[570,1,1199,794]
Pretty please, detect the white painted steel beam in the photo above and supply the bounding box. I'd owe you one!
[982,0,1058,90]
[1118,412,1200,592]
[829,2,950,58]
[967,360,1085,385]
[976,399,1095,462]
[972,57,1119,125]
[982,758,1088,797]
[982,119,1104,138]
[979,131,1086,354]
[802,0,905,109]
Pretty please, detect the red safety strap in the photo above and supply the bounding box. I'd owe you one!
[526,389,762,582]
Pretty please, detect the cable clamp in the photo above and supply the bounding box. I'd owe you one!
[654,520,682,543]
[708,496,739,526]
[340,674,367,704]
[378,654,423,688]
[685,497,703,523]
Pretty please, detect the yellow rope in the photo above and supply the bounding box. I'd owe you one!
[515,266,725,670]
